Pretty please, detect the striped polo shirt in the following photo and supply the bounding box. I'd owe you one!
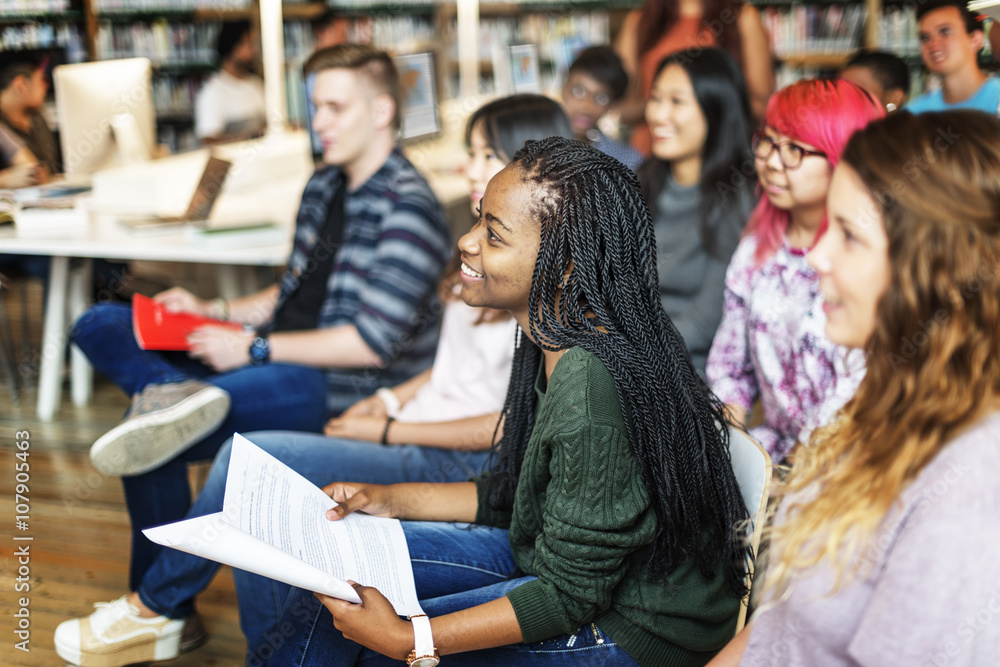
[274,147,452,415]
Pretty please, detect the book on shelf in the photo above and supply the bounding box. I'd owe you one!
[0,23,86,63]
[0,0,69,12]
[143,433,424,615]
[96,21,218,65]
[131,292,242,351]
[880,5,919,56]
[762,3,867,58]
[93,0,250,11]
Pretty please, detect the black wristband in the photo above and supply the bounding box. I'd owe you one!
[380,417,395,445]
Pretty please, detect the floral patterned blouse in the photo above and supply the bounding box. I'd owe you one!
[706,234,866,462]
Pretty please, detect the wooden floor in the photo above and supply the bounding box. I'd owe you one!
[0,279,246,666]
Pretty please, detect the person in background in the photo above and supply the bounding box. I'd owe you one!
[711,109,1000,666]
[195,20,266,144]
[640,47,756,378]
[53,94,572,667]
[267,135,751,667]
[0,123,43,188]
[312,9,349,50]
[840,49,911,112]
[707,78,883,465]
[907,0,999,114]
[0,123,48,277]
[615,0,774,156]
[68,44,451,598]
[560,45,642,170]
[0,69,129,286]
[0,51,58,177]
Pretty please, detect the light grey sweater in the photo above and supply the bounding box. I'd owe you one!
[653,176,745,378]
[742,411,1000,666]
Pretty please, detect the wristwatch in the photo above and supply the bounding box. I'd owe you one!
[405,614,439,667]
[248,335,271,366]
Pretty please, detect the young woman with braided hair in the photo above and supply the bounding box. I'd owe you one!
[267,136,751,666]
[712,110,1000,664]
[52,94,573,667]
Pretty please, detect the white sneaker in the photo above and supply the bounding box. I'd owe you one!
[54,596,184,666]
[90,380,231,477]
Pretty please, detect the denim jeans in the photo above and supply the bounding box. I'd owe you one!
[264,522,641,667]
[72,302,331,587]
[135,431,490,650]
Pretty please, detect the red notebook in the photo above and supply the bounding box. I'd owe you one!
[132,293,243,351]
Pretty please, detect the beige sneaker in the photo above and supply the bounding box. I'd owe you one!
[90,380,230,477]
[54,596,184,666]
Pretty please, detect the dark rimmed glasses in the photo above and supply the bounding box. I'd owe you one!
[751,133,828,170]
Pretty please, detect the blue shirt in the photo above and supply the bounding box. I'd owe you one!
[275,148,452,414]
[907,76,1000,114]
[592,131,643,171]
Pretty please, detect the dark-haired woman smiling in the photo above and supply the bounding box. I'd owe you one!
[267,137,751,666]
[640,47,756,377]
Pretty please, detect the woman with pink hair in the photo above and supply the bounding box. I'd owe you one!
[706,78,883,465]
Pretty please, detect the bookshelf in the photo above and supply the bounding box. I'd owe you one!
[757,0,995,96]
[79,0,329,152]
[0,0,88,62]
[12,0,988,149]
[439,4,623,96]
[754,0,880,87]
[313,1,639,97]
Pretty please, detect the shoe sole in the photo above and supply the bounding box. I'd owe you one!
[54,621,183,667]
[90,386,231,477]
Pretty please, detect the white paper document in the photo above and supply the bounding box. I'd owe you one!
[143,433,423,616]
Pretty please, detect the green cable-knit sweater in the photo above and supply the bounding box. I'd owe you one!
[474,347,739,667]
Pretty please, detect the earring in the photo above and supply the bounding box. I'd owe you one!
[885,103,897,112]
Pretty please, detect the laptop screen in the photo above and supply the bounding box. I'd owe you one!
[186,156,232,221]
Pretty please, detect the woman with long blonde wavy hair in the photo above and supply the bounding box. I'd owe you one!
[711,109,1000,665]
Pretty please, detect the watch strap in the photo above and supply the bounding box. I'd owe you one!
[408,614,436,661]
[249,335,271,365]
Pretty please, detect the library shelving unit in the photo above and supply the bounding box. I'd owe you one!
[756,0,996,95]
[753,0,881,87]
[80,0,326,151]
[13,0,993,146]
[321,0,640,97]
[0,0,88,62]
[443,0,640,95]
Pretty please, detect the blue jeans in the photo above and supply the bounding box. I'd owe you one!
[72,302,334,587]
[135,431,490,650]
[264,522,641,667]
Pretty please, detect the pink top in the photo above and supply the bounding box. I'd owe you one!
[706,234,865,461]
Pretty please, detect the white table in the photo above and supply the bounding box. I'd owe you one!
[0,130,474,422]
[0,213,291,421]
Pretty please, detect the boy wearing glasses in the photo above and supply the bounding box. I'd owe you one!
[561,46,642,170]
[907,0,1000,114]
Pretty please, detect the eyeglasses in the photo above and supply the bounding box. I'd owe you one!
[751,133,828,170]
[568,84,611,108]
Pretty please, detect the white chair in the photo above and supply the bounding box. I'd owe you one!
[728,425,772,633]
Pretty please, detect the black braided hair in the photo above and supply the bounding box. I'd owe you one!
[481,136,750,596]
